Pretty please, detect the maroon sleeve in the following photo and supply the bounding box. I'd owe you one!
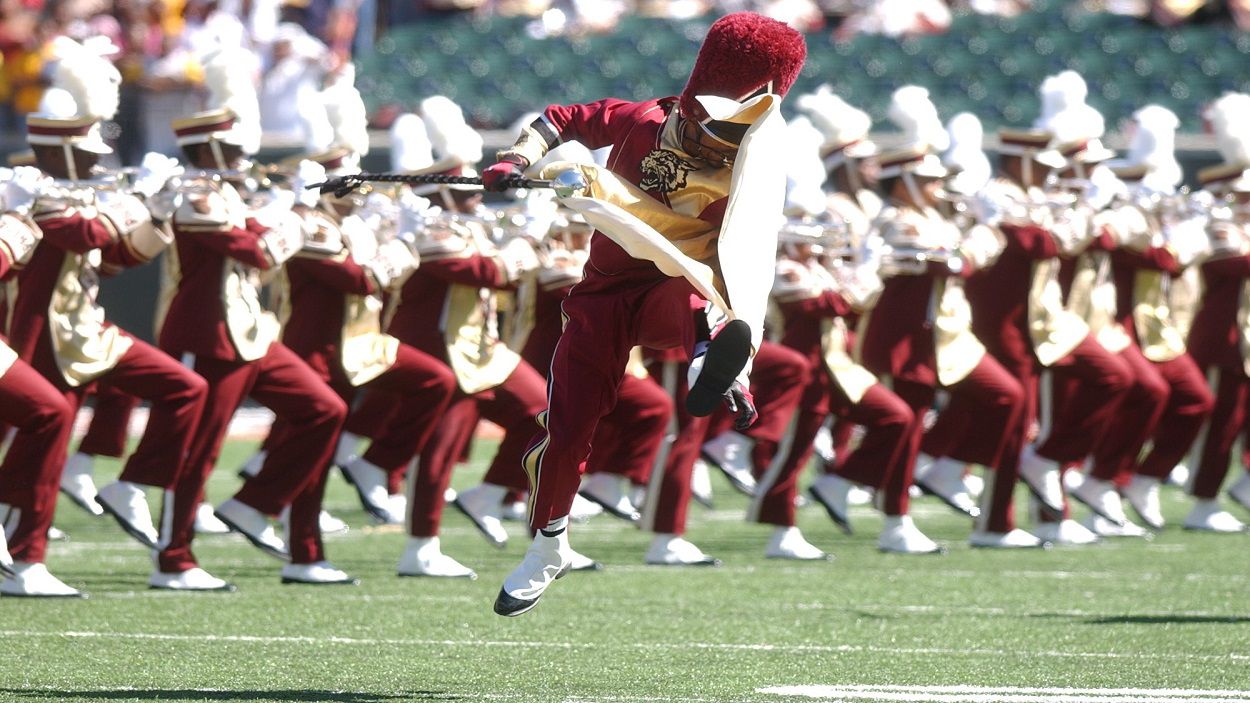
[421,254,504,289]
[1114,246,1180,275]
[178,223,273,270]
[32,213,116,254]
[287,254,376,295]
[1000,223,1060,260]
[779,290,852,319]
[543,99,641,152]
[1201,253,1250,278]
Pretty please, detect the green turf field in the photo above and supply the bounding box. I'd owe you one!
[2,439,1248,703]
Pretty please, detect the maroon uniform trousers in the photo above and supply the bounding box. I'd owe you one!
[1185,254,1250,498]
[78,383,139,458]
[7,211,207,494]
[262,251,458,546]
[583,374,673,486]
[160,346,346,569]
[762,288,913,527]
[642,354,705,535]
[0,359,75,563]
[640,340,804,535]
[158,214,344,571]
[518,277,674,489]
[354,254,546,538]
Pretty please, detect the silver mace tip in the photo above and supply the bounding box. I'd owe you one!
[550,169,589,199]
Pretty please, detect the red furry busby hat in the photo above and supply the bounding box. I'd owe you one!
[679,13,807,123]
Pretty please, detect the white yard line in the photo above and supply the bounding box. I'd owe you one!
[756,684,1250,703]
[0,630,1245,663]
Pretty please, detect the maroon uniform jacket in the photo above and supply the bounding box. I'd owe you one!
[281,251,376,384]
[162,182,278,363]
[535,98,728,288]
[965,222,1059,374]
[1188,253,1250,370]
[385,253,504,365]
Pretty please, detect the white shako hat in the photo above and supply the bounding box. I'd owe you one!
[1106,105,1182,193]
[1034,70,1115,165]
[888,85,949,153]
[943,112,991,195]
[794,85,877,167]
[201,46,262,155]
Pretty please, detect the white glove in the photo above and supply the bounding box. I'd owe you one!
[251,189,298,230]
[1085,168,1128,211]
[1165,216,1211,267]
[133,152,184,199]
[290,160,326,208]
[497,236,540,282]
[958,223,1005,271]
[365,239,418,289]
[396,191,434,245]
[3,166,46,216]
[340,213,378,261]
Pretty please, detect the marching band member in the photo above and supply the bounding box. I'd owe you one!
[0,166,81,597]
[1185,153,1250,527]
[1103,105,1214,531]
[483,12,805,615]
[269,149,458,582]
[342,97,550,578]
[965,128,1132,544]
[156,106,345,590]
[9,52,208,561]
[1033,77,1162,537]
[855,130,1023,552]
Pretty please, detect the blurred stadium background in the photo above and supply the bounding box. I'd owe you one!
[2,0,1247,336]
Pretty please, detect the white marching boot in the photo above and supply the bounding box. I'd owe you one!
[807,473,854,534]
[281,561,358,585]
[214,498,289,560]
[494,520,573,616]
[1069,477,1128,526]
[690,460,715,508]
[878,515,943,554]
[340,457,402,524]
[397,537,476,579]
[1183,499,1246,533]
[149,567,235,592]
[1227,472,1250,514]
[194,503,231,535]
[644,534,720,566]
[278,506,349,537]
[1018,444,1066,513]
[913,456,980,518]
[1123,475,1164,530]
[578,473,640,522]
[765,526,830,561]
[96,481,159,548]
[969,528,1046,549]
[569,493,604,522]
[452,483,510,547]
[701,432,757,495]
[1031,519,1101,545]
[0,526,12,577]
[60,452,103,516]
[1,562,83,598]
[1082,514,1149,538]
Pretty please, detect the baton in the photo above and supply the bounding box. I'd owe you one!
[307,171,587,199]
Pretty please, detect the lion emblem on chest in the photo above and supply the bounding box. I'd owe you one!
[639,149,697,194]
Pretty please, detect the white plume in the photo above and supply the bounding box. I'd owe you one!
[390,113,433,172]
[42,36,121,120]
[943,112,991,194]
[794,85,872,152]
[888,85,948,152]
[323,63,370,156]
[1034,70,1105,143]
[783,116,828,216]
[420,95,483,165]
[1205,92,1250,164]
[202,46,262,154]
